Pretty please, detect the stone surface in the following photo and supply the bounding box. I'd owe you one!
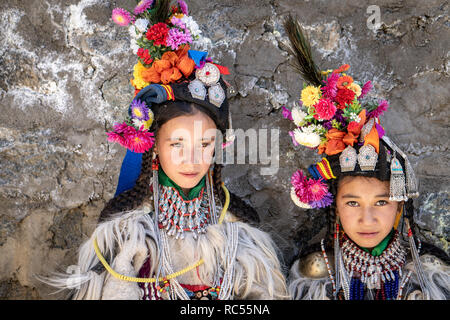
[0,0,448,299]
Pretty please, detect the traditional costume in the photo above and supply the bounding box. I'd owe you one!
[42,0,287,300]
[281,15,449,300]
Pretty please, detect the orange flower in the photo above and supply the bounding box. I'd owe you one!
[141,45,196,85]
[343,132,358,146]
[337,75,353,89]
[333,64,350,74]
[325,139,346,156]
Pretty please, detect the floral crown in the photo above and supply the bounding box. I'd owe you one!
[107,0,233,154]
[282,15,418,209]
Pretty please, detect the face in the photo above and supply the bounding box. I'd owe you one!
[336,176,401,249]
[154,110,217,192]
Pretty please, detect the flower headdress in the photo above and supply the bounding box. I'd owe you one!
[107,0,233,154]
[282,15,419,209]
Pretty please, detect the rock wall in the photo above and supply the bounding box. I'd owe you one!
[0,0,448,299]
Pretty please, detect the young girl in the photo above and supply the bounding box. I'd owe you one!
[281,15,449,300]
[42,1,287,300]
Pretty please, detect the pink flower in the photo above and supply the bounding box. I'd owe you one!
[307,178,329,202]
[178,0,189,15]
[291,170,314,203]
[107,122,155,153]
[368,99,389,119]
[282,106,293,121]
[359,80,372,100]
[288,131,299,146]
[322,73,339,99]
[106,131,127,148]
[291,170,331,206]
[166,28,192,50]
[134,0,153,15]
[125,129,155,153]
[313,98,337,121]
[111,8,132,27]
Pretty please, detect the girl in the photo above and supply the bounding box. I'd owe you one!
[282,15,449,300]
[41,1,288,300]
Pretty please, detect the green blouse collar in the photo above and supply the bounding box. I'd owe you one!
[158,167,205,200]
[361,229,395,257]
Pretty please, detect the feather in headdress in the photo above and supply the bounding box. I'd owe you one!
[151,0,171,23]
[282,14,323,87]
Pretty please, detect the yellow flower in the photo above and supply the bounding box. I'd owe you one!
[321,69,333,76]
[300,85,321,107]
[347,82,362,97]
[131,61,150,90]
[133,113,154,131]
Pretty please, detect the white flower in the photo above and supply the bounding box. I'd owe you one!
[290,187,312,208]
[129,25,138,39]
[293,128,321,148]
[349,112,361,122]
[291,107,307,127]
[130,38,139,54]
[134,18,149,33]
[181,15,202,38]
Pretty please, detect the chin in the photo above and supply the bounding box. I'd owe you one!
[351,237,383,249]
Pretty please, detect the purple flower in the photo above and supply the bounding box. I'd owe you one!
[178,0,189,15]
[166,28,192,50]
[322,73,339,99]
[359,80,372,100]
[134,0,154,15]
[375,122,385,138]
[130,100,149,121]
[171,16,186,29]
[322,121,333,130]
[368,99,389,119]
[333,109,347,127]
[310,192,333,208]
[282,106,293,120]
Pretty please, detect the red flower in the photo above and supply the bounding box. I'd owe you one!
[137,48,153,65]
[313,98,336,121]
[146,22,169,46]
[347,121,360,135]
[335,88,355,109]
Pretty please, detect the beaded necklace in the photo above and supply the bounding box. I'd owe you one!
[341,231,406,300]
[322,231,408,300]
[157,185,211,240]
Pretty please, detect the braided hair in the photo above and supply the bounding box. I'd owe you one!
[99,100,259,224]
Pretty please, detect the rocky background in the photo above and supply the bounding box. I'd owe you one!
[0,0,448,299]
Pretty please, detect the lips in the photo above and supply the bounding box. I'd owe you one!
[357,232,379,238]
[179,172,199,178]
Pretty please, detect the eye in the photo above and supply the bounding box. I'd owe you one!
[202,142,212,148]
[170,142,183,148]
[376,200,388,206]
[346,201,359,207]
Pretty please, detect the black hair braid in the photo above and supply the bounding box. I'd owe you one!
[98,150,154,222]
[212,163,260,225]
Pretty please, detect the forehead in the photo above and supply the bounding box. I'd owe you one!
[337,176,389,197]
[157,112,217,139]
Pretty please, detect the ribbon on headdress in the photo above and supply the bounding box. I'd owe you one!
[363,125,380,154]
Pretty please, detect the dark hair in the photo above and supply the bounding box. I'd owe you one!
[99,100,259,224]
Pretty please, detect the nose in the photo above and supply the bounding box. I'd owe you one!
[181,144,203,165]
[359,206,377,226]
